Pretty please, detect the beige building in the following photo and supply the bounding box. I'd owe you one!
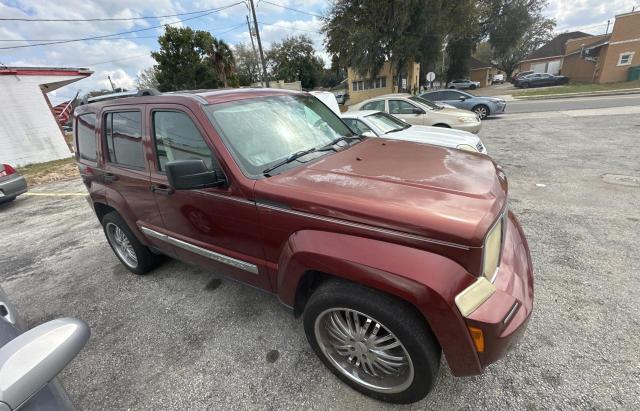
[562,11,640,83]
[346,61,420,106]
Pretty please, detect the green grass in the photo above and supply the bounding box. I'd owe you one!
[513,80,640,97]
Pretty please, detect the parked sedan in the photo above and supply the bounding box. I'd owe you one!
[351,94,482,133]
[514,73,570,88]
[510,70,533,84]
[0,284,90,410]
[0,163,28,203]
[342,110,487,154]
[447,79,481,90]
[420,89,506,119]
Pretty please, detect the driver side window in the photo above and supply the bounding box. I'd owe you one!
[152,111,218,172]
[361,100,385,111]
[389,100,418,115]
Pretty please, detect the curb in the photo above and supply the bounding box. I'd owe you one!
[513,88,640,100]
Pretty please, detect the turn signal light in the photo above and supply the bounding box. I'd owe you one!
[468,326,485,353]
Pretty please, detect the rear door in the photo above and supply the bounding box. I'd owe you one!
[99,106,170,253]
[146,104,271,290]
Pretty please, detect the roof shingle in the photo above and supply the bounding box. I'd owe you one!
[522,31,591,61]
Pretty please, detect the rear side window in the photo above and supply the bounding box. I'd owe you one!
[389,100,417,115]
[361,100,385,111]
[104,111,144,169]
[76,113,97,162]
[152,111,215,172]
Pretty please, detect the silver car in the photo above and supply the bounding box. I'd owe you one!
[447,79,481,90]
[0,285,89,410]
[0,164,27,203]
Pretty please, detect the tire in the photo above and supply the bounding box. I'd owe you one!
[101,211,164,275]
[432,123,450,128]
[521,82,529,89]
[448,86,455,89]
[469,84,477,90]
[472,104,490,119]
[303,280,441,404]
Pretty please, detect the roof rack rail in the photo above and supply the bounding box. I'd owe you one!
[79,88,161,105]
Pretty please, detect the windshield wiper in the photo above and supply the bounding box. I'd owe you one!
[317,135,364,152]
[263,148,317,176]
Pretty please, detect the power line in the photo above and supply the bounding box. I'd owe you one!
[0,2,243,50]
[0,7,232,22]
[260,1,323,18]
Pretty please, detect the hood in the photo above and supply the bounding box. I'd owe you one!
[254,139,507,246]
[439,107,478,119]
[387,125,481,149]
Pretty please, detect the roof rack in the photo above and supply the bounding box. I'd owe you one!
[79,88,161,105]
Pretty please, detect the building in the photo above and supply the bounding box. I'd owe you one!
[562,11,640,83]
[0,66,92,166]
[519,31,591,74]
[469,57,494,87]
[347,61,420,106]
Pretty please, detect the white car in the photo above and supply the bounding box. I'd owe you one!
[350,93,482,134]
[341,110,487,154]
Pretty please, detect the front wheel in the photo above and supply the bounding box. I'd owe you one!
[473,104,490,119]
[303,281,441,404]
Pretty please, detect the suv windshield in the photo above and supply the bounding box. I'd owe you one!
[365,112,410,134]
[408,96,442,110]
[205,94,354,177]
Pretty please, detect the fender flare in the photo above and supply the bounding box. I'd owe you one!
[276,230,482,376]
[102,186,150,246]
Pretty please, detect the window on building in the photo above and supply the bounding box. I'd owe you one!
[76,113,97,162]
[153,111,216,172]
[618,52,635,66]
[351,76,387,92]
[104,111,144,169]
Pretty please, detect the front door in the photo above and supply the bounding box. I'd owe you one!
[145,104,271,290]
[388,99,426,125]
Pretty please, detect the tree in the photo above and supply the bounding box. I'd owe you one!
[266,35,325,89]
[151,26,222,91]
[234,42,261,86]
[323,0,476,87]
[136,67,159,89]
[473,42,493,64]
[207,38,235,88]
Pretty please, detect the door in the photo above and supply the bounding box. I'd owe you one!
[146,105,271,290]
[388,99,426,125]
[439,90,469,109]
[100,107,170,254]
[539,73,555,86]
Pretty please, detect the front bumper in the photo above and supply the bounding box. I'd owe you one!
[456,212,534,370]
[0,174,28,202]
[454,121,482,134]
[492,102,507,114]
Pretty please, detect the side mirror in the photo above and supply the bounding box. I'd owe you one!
[0,318,90,410]
[166,160,226,190]
[459,96,467,101]
[411,108,425,115]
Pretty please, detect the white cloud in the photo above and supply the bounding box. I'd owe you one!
[546,0,637,33]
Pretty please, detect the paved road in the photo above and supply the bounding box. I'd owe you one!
[1,108,639,409]
[505,93,640,114]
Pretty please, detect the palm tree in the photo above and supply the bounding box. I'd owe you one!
[208,38,235,88]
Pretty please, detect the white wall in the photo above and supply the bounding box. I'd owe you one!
[0,74,76,166]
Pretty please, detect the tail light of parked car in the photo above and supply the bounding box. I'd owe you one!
[0,164,16,178]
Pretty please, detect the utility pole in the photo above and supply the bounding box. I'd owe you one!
[107,75,115,91]
[248,0,269,87]
[605,19,610,35]
[246,15,264,87]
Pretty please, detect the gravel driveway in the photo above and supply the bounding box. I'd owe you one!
[1,107,639,410]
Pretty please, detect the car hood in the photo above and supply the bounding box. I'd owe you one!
[437,107,478,119]
[254,139,506,246]
[385,126,482,150]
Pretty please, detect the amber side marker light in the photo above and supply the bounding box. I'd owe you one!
[469,326,485,352]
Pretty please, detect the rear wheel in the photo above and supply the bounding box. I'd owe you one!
[469,84,477,90]
[101,211,163,275]
[303,281,441,404]
[521,82,530,89]
[472,104,490,119]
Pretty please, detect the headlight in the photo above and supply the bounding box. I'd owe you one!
[483,217,503,281]
[457,116,476,123]
[456,144,479,152]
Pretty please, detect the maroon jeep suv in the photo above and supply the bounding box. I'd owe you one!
[74,88,533,403]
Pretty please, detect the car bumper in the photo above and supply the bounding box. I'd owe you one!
[492,102,507,114]
[454,122,482,134]
[455,212,534,372]
[0,174,27,202]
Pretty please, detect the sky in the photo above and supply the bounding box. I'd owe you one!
[0,0,638,105]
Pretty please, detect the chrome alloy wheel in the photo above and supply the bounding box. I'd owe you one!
[106,222,138,269]
[474,106,488,119]
[314,308,414,393]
